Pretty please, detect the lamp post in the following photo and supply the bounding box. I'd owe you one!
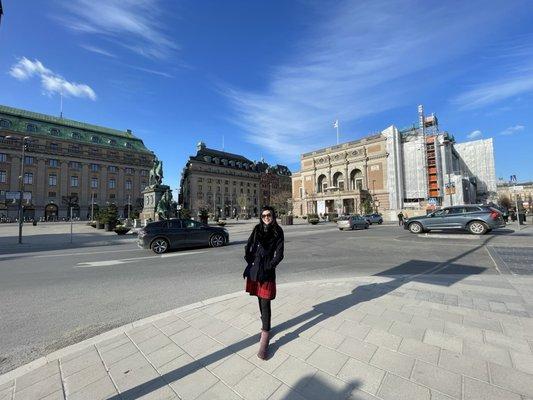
[372,179,376,213]
[6,136,30,244]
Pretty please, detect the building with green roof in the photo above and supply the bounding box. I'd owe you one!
[0,104,155,220]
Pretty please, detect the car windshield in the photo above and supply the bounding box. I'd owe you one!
[338,216,350,221]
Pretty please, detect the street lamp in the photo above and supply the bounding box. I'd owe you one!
[6,135,31,244]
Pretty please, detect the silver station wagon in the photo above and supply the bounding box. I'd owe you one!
[337,215,369,231]
[404,205,505,235]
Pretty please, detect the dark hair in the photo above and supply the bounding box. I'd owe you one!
[259,206,278,228]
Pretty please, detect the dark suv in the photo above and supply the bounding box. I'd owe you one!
[138,219,229,254]
[404,205,505,235]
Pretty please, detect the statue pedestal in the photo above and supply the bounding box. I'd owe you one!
[140,185,170,224]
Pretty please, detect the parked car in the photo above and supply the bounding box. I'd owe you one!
[337,215,369,230]
[404,205,505,235]
[137,219,229,254]
[363,213,383,224]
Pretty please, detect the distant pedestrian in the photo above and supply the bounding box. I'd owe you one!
[243,206,284,360]
[397,211,404,226]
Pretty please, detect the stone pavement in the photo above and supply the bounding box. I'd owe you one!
[1,270,533,400]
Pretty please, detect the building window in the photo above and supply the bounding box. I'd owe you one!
[91,135,100,143]
[69,145,80,154]
[109,179,116,189]
[141,181,147,187]
[70,176,79,187]
[109,193,116,199]
[24,172,33,184]
[197,177,203,183]
[0,119,11,128]
[125,180,132,190]
[125,167,133,174]
[26,124,38,132]
[48,174,57,186]
[50,128,60,136]
[124,142,132,149]
[49,159,59,167]
[0,153,6,162]
[140,170,148,176]
[24,156,34,165]
[50,143,59,151]
[108,139,117,146]
[48,191,56,198]
[90,163,99,172]
[91,178,98,189]
[198,185,203,191]
[0,171,6,183]
[71,132,81,139]
[69,161,81,170]
[108,166,117,173]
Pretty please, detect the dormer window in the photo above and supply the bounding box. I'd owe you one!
[124,142,132,149]
[71,132,81,139]
[108,139,117,146]
[229,160,235,167]
[91,135,100,143]
[0,119,11,128]
[50,128,60,136]
[222,159,228,166]
[26,124,38,132]
[213,157,220,164]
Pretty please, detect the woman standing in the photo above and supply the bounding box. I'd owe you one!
[243,206,285,360]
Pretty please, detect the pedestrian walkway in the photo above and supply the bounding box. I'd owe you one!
[1,270,532,399]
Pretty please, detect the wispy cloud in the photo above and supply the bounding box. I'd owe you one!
[453,36,533,110]
[223,0,512,160]
[500,125,525,135]
[9,57,96,100]
[467,130,482,139]
[80,44,117,58]
[56,0,177,60]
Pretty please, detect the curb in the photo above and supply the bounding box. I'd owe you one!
[0,276,391,385]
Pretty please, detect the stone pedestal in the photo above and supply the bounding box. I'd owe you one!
[140,185,170,224]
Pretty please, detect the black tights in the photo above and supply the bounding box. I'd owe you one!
[258,297,271,331]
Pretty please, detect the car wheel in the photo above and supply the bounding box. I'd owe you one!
[378,220,383,224]
[210,233,225,247]
[151,238,169,254]
[468,221,487,235]
[408,222,423,234]
[339,228,343,231]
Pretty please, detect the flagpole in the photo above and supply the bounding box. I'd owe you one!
[336,122,339,145]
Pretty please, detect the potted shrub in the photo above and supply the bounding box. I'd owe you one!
[114,225,131,235]
[307,213,319,224]
[100,204,118,231]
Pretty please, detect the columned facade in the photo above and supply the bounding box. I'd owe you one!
[292,133,390,218]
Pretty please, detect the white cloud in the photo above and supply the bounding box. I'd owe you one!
[222,0,513,161]
[467,130,482,139]
[453,75,533,110]
[57,0,177,60]
[80,44,117,58]
[9,57,96,101]
[500,125,525,136]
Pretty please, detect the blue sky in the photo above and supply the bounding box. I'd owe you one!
[1,0,532,195]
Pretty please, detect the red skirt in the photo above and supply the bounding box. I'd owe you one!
[245,278,276,300]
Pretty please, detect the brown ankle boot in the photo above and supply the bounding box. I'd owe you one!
[257,330,270,360]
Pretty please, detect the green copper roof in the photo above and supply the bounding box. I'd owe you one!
[0,104,152,153]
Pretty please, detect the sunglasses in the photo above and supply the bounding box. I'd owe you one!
[261,213,272,218]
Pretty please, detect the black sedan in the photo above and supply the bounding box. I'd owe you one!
[137,219,229,254]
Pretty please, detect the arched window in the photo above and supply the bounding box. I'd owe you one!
[71,132,81,139]
[0,119,11,128]
[108,139,117,146]
[26,124,38,132]
[317,174,327,193]
[50,128,60,136]
[332,172,345,190]
[124,142,132,149]
[350,169,363,190]
[91,135,100,143]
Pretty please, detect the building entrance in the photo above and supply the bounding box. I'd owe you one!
[45,204,58,221]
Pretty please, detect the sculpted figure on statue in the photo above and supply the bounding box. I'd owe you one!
[149,158,164,187]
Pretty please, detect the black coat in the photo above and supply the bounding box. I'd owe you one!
[243,223,284,282]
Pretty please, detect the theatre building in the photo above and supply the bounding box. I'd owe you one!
[0,105,154,220]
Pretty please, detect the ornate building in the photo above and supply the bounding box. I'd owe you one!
[179,142,261,218]
[292,133,389,218]
[0,105,154,220]
[179,142,291,218]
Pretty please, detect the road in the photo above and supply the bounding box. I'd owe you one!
[0,221,528,374]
